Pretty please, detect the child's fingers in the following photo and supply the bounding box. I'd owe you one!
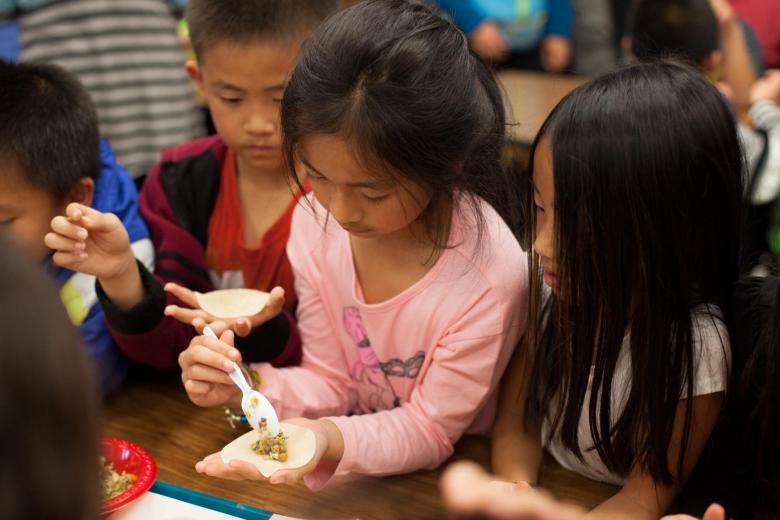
[164,305,211,325]
[702,504,726,520]
[180,344,236,375]
[64,202,91,222]
[195,455,243,479]
[226,460,263,480]
[44,232,85,253]
[164,282,201,308]
[269,468,302,485]
[192,319,232,337]
[183,379,214,402]
[65,202,119,232]
[185,363,235,387]
[180,334,240,367]
[195,452,221,472]
[231,318,253,338]
[50,215,88,241]
[51,251,88,267]
[243,286,286,334]
[196,456,261,480]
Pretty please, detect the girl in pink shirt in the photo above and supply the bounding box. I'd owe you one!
[178,0,529,489]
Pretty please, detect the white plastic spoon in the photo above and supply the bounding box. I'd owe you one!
[202,326,280,436]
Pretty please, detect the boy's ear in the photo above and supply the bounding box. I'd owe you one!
[70,178,95,207]
[702,50,723,77]
[185,59,203,88]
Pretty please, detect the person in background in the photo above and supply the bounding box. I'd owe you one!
[0,0,205,181]
[569,0,618,76]
[432,0,573,72]
[44,0,338,372]
[730,0,780,70]
[0,60,153,395]
[626,0,756,110]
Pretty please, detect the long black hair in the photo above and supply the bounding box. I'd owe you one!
[281,0,519,246]
[523,60,743,484]
[739,276,780,509]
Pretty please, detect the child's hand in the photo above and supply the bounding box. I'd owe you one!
[540,35,571,73]
[707,0,735,25]
[195,452,263,481]
[164,284,285,337]
[661,503,726,520]
[195,418,336,485]
[179,329,243,408]
[45,203,135,281]
[264,418,335,485]
[470,20,509,62]
[440,461,586,520]
[750,70,780,105]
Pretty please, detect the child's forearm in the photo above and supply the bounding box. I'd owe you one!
[584,489,662,520]
[320,419,345,462]
[98,251,145,310]
[491,420,543,484]
[720,18,757,109]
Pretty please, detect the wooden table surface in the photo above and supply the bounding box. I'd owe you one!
[104,370,618,519]
[498,71,586,146]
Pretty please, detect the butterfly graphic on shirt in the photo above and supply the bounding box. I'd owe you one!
[343,307,426,413]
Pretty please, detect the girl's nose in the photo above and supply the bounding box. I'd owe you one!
[533,226,554,264]
[329,189,362,226]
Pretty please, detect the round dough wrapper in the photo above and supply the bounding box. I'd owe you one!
[221,423,316,478]
[195,289,270,319]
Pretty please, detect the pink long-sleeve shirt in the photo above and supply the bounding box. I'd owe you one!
[251,195,528,489]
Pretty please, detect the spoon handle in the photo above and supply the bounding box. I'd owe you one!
[202,326,252,393]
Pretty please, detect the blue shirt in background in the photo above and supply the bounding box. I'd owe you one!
[433,0,572,51]
[51,139,155,396]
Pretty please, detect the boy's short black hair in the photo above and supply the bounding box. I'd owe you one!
[0,60,100,200]
[185,0,339,59]
[628,0,719,67]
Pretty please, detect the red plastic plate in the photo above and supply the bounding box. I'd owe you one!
[101,437,157,515]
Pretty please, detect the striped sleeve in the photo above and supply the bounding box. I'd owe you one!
[19,0,205,178]
[750,100,780,131]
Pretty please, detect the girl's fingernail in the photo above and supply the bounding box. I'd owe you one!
[223,360,234,370]
[77,229,87,240]
[230,349,240,359]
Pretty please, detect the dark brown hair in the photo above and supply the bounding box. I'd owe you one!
[185,0,338,59]
[0,60,100,201]
[628,0,719,67]
[0,233,100,519]
[281,0,519,250]
[740,277,780,508]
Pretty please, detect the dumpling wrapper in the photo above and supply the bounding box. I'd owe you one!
[220,423,317,478]
[195,289,270,319]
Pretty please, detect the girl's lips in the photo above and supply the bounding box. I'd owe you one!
[248,145,279,157]
[343,225,373,236]
[543,269,558,288]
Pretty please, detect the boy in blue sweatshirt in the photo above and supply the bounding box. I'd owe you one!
[0,60,153,395]
[432,0,573,71]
